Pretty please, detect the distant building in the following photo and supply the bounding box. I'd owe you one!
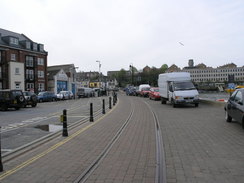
[167,64,181,72]
[76,71,99,82]
[0,28,48,92]
[181,60,244,83]
[47,64,78,95]
[143,66,151,73]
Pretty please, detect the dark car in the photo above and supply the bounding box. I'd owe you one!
[37,91,57,102]
[23,91,37,107]
[224,88,244,129]
[125,87,136,96]
[0,89,26,110]
[77,87,94,98]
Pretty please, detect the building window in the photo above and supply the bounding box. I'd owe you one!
[26,42,31,49]
[38,70,44,78]
[15,82,20,89]
[11,54,16,61]
[10,37,19,45]
[15,68,20,75]
[37,58,44,65]
[26,69,34,79]
[39,44,44,52]
[26,83,34,90]
[26,56,34,67]
[33,43,38,51]
[38,83,44,91]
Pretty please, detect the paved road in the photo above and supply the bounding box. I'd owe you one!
[0,92,243,183]
[146,96,244,183]
[0,96,109,154]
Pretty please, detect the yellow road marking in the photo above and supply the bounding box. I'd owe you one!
[0,99,119,180]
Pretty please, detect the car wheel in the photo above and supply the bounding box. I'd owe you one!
[195,103,199,107]
[15,107,20,110]
[1,104,8,111]
[225,110,232,122]
[242,118,244,129]
[32,103,37,107]
[39,99,43,103]
[17,95,25,102]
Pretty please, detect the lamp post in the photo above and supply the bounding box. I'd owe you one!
[130,64,134,86]
[96,60,101,87]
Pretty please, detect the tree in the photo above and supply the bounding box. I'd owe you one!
[116,69,129,87]
[160,64,168,73]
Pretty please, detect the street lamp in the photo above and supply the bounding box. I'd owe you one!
[96,60,101,86]
[130,64,134,86]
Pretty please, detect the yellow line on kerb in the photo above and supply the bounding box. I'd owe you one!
[0,99,119,180]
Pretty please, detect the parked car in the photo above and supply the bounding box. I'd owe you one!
[23,91,37,107]
[57,91,74,100]
[224,88,244,129]
[125,87,136,96]
[37,91,57,102]
[140,87,151,97]
[77,87,94,98]
[138,84,150,97]
[0,89,26,110]
[149,87,160,100]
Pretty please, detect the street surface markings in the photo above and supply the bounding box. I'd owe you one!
[0,99,119,181]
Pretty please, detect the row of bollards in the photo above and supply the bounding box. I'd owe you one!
[0,94,117,172]
[61,94,118,137]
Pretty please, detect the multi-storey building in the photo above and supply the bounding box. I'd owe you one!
[182,60,244,84]
[0,28,48,93]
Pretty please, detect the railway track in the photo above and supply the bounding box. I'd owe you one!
[73,97,166,183]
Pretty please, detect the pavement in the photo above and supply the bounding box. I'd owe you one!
[0,94,157,183]
[1,92,244,183]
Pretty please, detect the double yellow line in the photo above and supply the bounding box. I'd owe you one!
[0,99,118,180]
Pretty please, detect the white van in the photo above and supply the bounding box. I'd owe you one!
[158,72,199,107]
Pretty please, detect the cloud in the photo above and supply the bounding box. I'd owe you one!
[1,0,244,74]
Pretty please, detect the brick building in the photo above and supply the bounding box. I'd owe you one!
[0,28,48,93]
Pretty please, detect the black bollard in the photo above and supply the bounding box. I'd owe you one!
[62,109,68,137]
[90,103,94,122]
[0,126,3,172]
[102,99,106,114]
[115,93,117,103]
[109,97,112,109]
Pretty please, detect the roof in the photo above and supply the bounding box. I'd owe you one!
[48,64,75,73]
[0,28,46,53]
[47,70,60,80]
[0,28,31,41]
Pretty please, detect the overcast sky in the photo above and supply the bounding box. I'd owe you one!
[1,0,244,75]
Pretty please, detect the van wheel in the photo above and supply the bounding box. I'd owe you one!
[225,110,232,122]
[161,98,166,104]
